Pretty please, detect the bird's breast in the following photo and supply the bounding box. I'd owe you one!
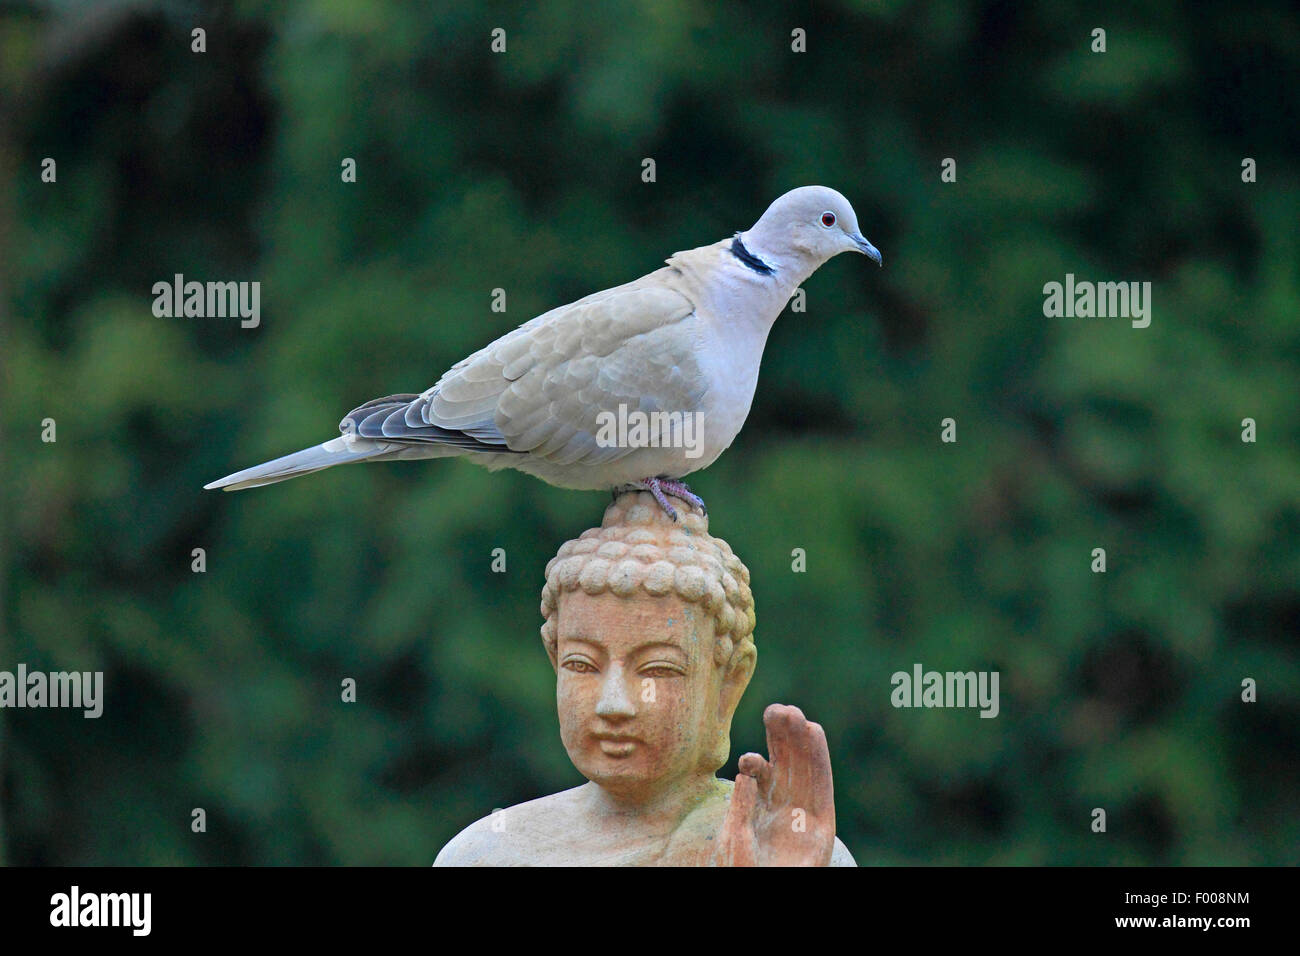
[691,311,774,462]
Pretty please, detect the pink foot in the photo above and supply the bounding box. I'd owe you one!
[657,479,707,516]
[624,477,707,520]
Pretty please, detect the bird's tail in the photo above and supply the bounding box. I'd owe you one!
[203,436,397,491]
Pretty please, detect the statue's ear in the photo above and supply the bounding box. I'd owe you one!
[541,619,559,671]
[719,643,756,720]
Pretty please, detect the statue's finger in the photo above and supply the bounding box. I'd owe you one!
[771,703,810,796]
[805,721,835,819]
[785,708,820,803]
[763,703,799,791]
[738,751,774,799]
[721,773,760,866]
[714,771,755,867]
[732,768,758,814]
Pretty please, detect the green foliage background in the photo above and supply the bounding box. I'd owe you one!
[1,0,1296,865]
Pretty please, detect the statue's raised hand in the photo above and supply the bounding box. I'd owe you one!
[713,703,836,866]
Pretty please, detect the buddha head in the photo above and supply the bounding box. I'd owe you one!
[540,492,757,800]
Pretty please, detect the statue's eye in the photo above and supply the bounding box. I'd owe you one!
[641,664,683,678]
[563,659,596,674]
[820,211,836,228]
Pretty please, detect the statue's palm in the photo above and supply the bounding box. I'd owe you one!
[713,704,836,867]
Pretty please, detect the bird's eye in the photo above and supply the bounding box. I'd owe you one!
[820,211,836,228]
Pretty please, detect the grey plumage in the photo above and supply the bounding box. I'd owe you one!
[204,185,881,495]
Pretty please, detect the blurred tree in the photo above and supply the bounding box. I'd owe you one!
[0,0,1296,865]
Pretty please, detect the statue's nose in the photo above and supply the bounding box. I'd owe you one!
[594,662,636,719]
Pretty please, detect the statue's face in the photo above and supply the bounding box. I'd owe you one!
[554,590,730,796]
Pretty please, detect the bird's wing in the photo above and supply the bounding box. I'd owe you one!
[346,278,706,466]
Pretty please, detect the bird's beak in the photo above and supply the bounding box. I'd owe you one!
[851,233,883,266]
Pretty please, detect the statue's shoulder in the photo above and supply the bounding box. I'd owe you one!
[433,787,585,867]
[830,836,857,867]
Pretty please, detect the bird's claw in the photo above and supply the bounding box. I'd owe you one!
[625,477,706,520]
[657,479,707,517]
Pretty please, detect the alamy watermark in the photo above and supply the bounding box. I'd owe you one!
[152,273,260,328]
[891,663,999,718]
[50,886,150,936]
[594,403,704,459]
[0,664,103,718]
[1042,273,1151,328]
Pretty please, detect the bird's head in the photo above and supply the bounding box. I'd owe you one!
[740,185,881,272]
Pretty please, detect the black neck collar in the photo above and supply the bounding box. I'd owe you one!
[730,233,775,276]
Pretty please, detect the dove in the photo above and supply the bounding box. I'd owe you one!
[204,185,881,517]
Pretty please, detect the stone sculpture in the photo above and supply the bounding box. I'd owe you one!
[435,491,854,866]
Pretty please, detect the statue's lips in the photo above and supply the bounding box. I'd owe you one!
[593,733,639,757]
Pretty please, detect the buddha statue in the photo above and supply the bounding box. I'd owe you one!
[434,491,855,866]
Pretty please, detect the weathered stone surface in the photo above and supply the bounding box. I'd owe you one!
[435,491,855,866]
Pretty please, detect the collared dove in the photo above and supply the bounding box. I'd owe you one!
[205,185,881,517]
